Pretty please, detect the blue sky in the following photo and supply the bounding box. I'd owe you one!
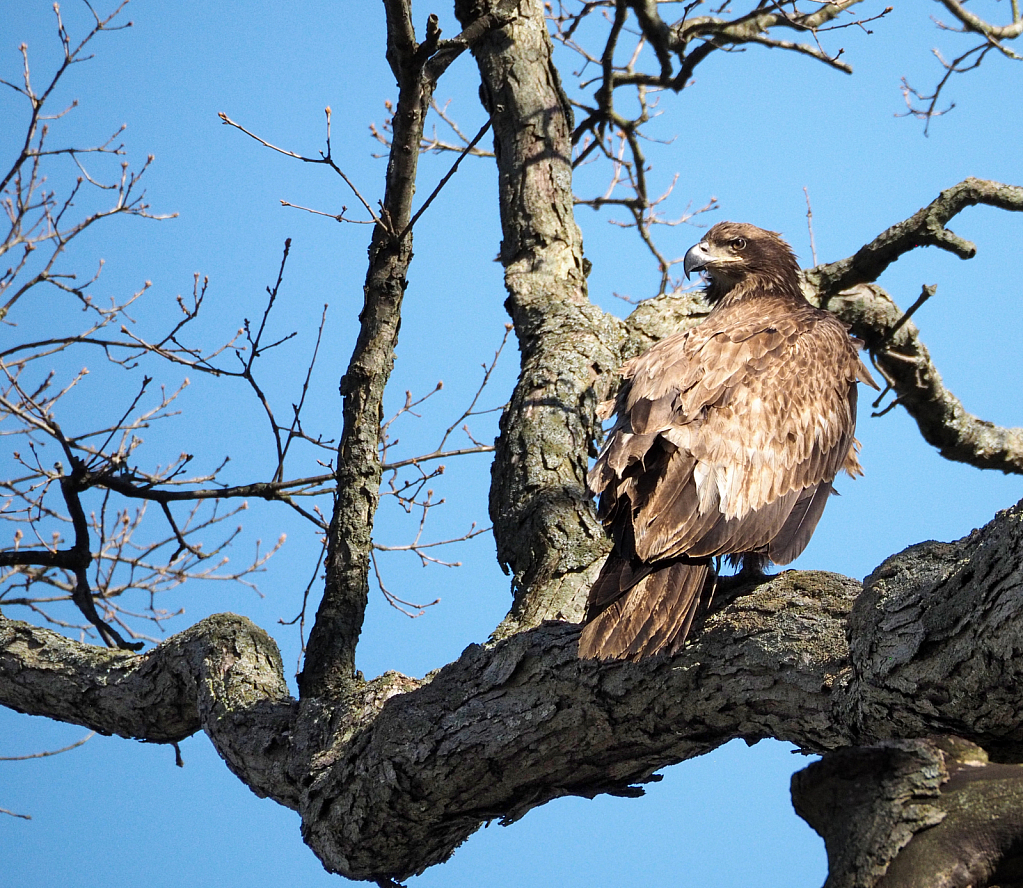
[1,2,1021,886]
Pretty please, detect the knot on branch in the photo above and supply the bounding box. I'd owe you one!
[924,219,975,259]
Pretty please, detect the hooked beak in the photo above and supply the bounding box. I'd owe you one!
[683,241,713,280]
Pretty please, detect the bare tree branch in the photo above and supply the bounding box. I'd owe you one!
[0,26,331,643]
[217,108,381,227]
[552,0,884,296]
[6,5,1023,887]
[795,178,1023,475]
[0,732,94,761]
[808,178,1023,294]
[824,280,1023,475]
[900,0,1023,133]
[299,0,462,697]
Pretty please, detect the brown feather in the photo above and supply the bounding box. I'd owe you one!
[579,560,710,660]
[768,481,833,565]
[579,222,870,660]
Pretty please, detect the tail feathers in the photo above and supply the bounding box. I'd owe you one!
[768,480,832,566]
[578,558,710,660]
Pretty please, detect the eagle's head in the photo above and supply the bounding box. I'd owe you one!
[683,222,802,301]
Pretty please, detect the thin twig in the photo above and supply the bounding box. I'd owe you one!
[0,732,95,761]
[218,108,382,226]
[803,186,818,266]
[401,119,492,238]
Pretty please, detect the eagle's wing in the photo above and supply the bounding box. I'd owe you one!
[589,303,868,571]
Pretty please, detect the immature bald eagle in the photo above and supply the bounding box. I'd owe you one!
[578,222,877,661]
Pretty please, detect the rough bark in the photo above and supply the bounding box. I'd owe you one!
[794,737,1023,888]
[301,1,445,697]
[6,499,1023,881]
[842,499,1023,750]
[0,613,298,805]
[793,740,950,888]
[6,3,1023,886]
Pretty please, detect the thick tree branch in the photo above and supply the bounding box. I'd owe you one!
[299,1,440,697]
[6,495,1023,875]
[793,739,950,888]
[879,743,1023,887]
[8,496,1023,881]
[196,495,1023,879]
[794,736,1023,888]
[0,612,297,805]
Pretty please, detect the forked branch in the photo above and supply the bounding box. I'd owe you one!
[901,0,1023,133]
[803,178,1023,475]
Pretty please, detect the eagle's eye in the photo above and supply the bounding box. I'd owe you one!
[731,237,747,251]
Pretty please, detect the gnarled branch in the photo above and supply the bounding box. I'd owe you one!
[807,178,1023,296]
[0,612,296,805]
[6,497,1023,881]
[803,178,1023,475]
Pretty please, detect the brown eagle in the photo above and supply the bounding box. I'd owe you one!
[578,222,877,661]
